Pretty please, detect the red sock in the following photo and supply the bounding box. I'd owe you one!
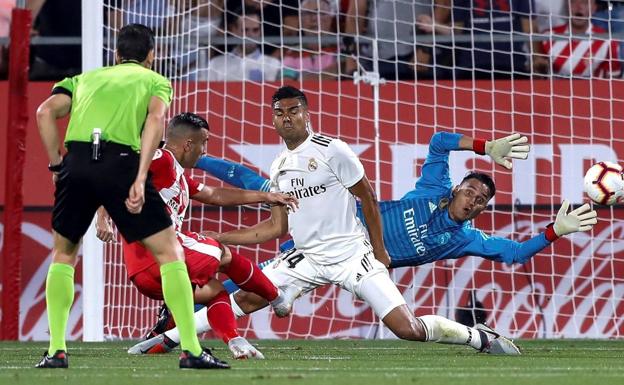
[224,251,278,301]
[206,290,239,344]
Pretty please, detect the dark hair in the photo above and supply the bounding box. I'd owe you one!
[117,24,155,63]
[272,86,308,108]
[461,172,496,199]
[167,112,210,135]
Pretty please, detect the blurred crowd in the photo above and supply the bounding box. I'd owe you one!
[1,0,623,81]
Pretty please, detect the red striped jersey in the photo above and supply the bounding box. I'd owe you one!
[542,24,621,78]
[123,148,204,278]
[150,149,203,232]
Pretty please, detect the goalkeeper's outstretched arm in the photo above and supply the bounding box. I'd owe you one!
[464,200,598,264]
[195,156,270,192]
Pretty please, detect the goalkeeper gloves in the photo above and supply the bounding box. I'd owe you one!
[474,133,530,169]
[485,133,530,169]
[545,200,598,241]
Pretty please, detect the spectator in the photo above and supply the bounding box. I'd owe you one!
[0,0,11,36]
[181,0,224,38]
[202,7,281,81]
[225,0,297,41]
[534,0,566,32]
[450,0,536,79]
[279,1,300,39]
[593,0,624,60]
[264,1,300,57]
[281,0,340,80]
[29,0,81,80]
[104,1,176,74]
[413,0,455,79]
[175,0,225,79]
[541,0,621,78]
[344,0,434,80]
[0,0,14,79]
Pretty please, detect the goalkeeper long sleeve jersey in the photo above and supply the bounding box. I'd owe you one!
[195,132,552,268]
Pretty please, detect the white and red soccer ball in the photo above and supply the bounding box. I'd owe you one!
[583,161,624,205]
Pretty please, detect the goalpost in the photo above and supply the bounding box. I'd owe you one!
[79,0,624,341]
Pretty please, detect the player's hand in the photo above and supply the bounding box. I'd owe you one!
[553,200,598,236]
[485,133,530,170]
[96,210,115,243]
[126,179,145,214]
[266,192,298,211]
[200,230,220,241]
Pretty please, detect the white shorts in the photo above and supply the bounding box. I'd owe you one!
[262,241,406,319]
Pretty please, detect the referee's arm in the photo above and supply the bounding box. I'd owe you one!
[36,93,72,167]
[126,96,168,213]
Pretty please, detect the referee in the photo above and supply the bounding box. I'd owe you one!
[35,24,226,369]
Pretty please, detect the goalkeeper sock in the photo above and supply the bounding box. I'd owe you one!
[417,315,483,350]
[206,291,239,344]
[46,263,75,353]
[160,261,202,356]
[223,251,278,301]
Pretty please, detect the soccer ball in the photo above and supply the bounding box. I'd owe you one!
[583,161,624,205]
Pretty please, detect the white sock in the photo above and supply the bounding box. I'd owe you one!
[165,306,211,344]
[418,315,484,350]
[230,293,246,317]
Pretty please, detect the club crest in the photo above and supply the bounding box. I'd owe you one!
[308,158,318,171]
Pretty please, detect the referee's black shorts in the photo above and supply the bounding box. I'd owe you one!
[52,141,172,244]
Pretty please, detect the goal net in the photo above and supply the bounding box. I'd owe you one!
[93,0,624,340]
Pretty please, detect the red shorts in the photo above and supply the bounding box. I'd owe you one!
[130,232,222,300]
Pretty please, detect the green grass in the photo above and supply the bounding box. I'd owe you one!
[1,340,623,385]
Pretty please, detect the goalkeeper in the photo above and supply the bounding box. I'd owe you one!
[129,131,598,354]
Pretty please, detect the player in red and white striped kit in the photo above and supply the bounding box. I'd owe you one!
[541,0,621,78]
[102,113,297,359]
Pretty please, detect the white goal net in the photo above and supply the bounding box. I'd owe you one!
[91,0,624,340]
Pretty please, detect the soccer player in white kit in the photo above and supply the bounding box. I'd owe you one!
[209,86,520,355]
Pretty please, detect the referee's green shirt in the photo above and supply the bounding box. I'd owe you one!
[53,62,172,152]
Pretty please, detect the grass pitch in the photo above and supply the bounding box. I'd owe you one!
[1,340,623,385]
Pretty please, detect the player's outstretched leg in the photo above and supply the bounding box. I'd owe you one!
[413,314,521,355]
[357,271,521,355]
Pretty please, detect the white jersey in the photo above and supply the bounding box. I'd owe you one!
[269,133,367,265]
